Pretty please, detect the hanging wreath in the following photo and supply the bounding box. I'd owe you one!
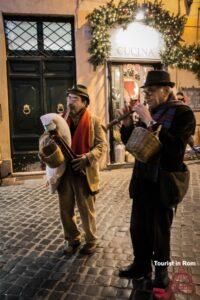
[86,0,200,79]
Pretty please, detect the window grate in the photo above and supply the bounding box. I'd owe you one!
[5,21,38,51]
[43,22,72,51]
[4,18,74,57]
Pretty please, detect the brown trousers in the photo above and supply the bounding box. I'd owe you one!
[57,167,97,245]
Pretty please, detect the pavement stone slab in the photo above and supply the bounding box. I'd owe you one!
[0,164,200,299]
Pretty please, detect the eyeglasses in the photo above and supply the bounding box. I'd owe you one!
[177,97,184,101]
[67,95,80,101]
[143,87,160,95]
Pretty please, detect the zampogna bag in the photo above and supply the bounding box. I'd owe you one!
[159,163,190,208]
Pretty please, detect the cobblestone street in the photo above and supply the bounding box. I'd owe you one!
[0,163,200,300]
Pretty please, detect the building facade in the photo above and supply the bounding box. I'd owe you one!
[0,0,199,175]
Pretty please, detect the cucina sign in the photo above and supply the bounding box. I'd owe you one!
[116,47,161,59]
[109,22,165,61]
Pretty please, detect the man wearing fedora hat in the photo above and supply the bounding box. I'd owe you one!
[118,70,196,291]
[57,84,107,255]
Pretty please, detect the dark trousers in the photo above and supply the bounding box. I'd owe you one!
[130,178,174,271]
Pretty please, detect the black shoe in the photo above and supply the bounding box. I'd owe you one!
[130,289,154,300]
[130,277,153,300]
[79,242,97,255]
[119,263,152,280]
[153,268,170,289]
[119,263,135,278]
[63,241,81,254]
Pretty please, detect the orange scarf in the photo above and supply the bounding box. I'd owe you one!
[66,110,91,155]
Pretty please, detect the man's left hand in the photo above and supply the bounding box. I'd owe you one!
[71,155,88,171]
[134,104,154,126]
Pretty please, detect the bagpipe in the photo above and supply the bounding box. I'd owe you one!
[39,113,86,177]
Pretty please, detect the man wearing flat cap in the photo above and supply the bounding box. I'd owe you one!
[57,84,107,255]
[118,71,196,292]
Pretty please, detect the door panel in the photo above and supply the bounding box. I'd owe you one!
[44,60,74,74]
[9,59,75,171]
[9,60,40,73]
[11,78,43,151]
[11,79,42,133]
[5,17,76,172]
[45,77,73,114]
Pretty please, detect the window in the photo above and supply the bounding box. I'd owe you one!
[4,18,74,56]
[43,22,72,51]
[5,21,38,51]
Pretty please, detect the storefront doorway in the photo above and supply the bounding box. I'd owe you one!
[107,21,165,164]
[108,62,162,163]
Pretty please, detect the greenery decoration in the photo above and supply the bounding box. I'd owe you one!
[87,0,200,79]
[161,43,200,79]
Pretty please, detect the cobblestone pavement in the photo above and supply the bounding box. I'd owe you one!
[0,162,200,300]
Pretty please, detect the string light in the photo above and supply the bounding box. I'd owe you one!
[86,0,200,79]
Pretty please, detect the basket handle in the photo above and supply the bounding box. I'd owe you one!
[153,124,162,138]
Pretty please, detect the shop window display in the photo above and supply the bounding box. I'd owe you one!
[111,63,154,163]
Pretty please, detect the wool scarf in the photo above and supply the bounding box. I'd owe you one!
[152,99,184,129]
[63,109,91,155]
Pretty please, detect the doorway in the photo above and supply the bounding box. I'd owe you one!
[4,16,76,172]
[108,62,162,163]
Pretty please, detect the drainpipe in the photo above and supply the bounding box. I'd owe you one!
[197,8,200,42]
[178,0,181,14]
[75,0,79,30]
[75,0,84,30]
[176,0,181,89]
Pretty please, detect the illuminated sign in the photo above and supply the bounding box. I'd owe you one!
[109,22,165,61]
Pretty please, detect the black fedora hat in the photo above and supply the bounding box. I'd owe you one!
[141,70,175,88]
[67,84,90,104]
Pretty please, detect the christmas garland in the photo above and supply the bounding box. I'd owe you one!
[87,0,200,79]
[161,43,200,79]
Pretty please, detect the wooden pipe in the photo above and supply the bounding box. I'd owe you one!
[106,109,135,130]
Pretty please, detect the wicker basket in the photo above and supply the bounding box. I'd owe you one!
[125,126,162,163]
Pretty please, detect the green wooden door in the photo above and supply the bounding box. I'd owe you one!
[4,17,75,172]
[8,58,75,171]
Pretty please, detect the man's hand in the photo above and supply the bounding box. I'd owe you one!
[45,180,49,188]
[117,105,133,127]
[134,103,154,127]
[71,154,88,171]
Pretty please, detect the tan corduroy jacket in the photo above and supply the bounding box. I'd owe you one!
[39,113,107,194]
[85,114,107,193]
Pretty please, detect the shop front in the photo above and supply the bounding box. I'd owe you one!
[0,0,199,175]
[107,22,165,164]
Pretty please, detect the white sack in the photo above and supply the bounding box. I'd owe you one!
[40,113,71,194]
